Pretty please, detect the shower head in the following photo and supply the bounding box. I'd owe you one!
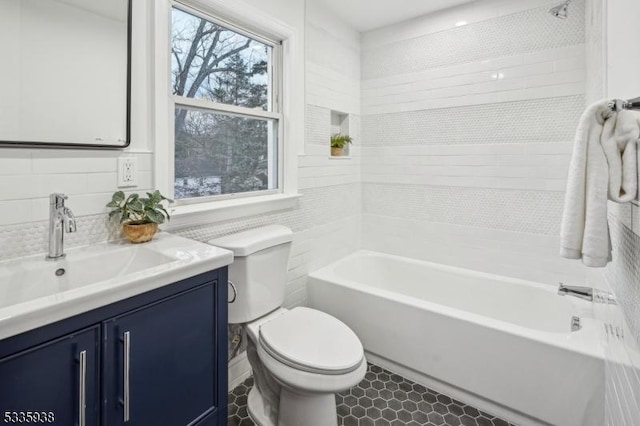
[549,0,571,19]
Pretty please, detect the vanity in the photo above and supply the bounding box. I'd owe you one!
[0,233,233,426]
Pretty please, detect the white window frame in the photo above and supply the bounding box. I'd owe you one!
[153,0,301,229]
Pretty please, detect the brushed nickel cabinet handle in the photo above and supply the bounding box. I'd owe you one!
[78,350,87,426]
[123,331,131,422]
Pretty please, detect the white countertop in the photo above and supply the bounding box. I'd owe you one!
[0,232,233,341]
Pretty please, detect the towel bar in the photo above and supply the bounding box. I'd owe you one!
[608,97,640,111]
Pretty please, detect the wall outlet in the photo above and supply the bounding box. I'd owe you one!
[118,157,137,187]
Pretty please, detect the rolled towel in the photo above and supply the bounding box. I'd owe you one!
[560,100,614,267]
[601,109,639,203]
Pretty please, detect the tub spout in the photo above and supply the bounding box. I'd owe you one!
[557,283,617,304]
[557,283,593,301]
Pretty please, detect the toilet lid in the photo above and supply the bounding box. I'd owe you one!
[259,307,364,375]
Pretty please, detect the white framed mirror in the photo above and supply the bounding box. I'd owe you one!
[0,0,130,149]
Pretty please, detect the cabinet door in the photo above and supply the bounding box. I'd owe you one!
[103,283,217,426]
[0,326,100,426]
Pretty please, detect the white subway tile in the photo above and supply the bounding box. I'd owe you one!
[32,151,118,174]
[0,175,36,200]
[522,45,585,65]
[34,173,88,197]
[362,163,568,179]
[30,197,50,222]
[0,150,32,175]
[65,193,120,217]
[633,205,640,236]
[554,55,586,72]
[134,153,154,171]
[0,199,32,225]
[137,171,154,190]
[524,69,586,88]
[86,173,118,193]
[361,173,566,191]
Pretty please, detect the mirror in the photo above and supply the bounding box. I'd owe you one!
[0,0,130,148]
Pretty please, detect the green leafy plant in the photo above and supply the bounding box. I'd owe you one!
[330,133,353,149]
[107,190,173,225]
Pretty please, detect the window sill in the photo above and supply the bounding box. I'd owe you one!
[163,193,302,230]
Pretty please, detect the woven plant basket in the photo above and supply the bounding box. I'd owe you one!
[122,222,158,244]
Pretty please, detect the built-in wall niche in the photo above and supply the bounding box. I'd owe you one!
[330,110,351,158]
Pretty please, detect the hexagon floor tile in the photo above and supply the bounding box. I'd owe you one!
[228,363,516,426]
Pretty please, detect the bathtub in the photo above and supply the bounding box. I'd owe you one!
[308,250,607,426]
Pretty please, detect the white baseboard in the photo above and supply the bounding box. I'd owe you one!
[229,351,253,391]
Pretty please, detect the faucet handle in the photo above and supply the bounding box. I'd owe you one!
[63,207,77,233]
[50,193,68,207]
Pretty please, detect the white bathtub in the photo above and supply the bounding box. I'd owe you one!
[308,250,607,426]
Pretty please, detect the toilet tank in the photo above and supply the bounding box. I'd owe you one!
[209,225,293,324]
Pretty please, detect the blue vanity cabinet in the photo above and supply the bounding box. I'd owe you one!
[0,267,228,426]
[103,283,218,426]
[0,326,100,426]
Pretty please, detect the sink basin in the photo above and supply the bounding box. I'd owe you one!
[0,246,174,309]
[0,232,234,340]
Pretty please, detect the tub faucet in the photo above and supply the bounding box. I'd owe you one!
[557,283,616,305]
[46,193,77,260]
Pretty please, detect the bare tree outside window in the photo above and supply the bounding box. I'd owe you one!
[171,7,278,200]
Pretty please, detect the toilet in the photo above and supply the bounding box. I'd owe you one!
[210,225,366,426]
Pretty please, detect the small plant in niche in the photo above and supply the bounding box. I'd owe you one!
[330,133,353,157]
[107,190,173,243]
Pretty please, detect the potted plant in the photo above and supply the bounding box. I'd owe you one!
[330,133,353,157]
[107,190,173,243]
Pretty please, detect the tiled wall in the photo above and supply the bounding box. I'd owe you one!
[360,0,589,286]
[603,207,640,425]
[0,150,154,259]
[0,0,361,311]
[0,0,154,260]
[173,0,362,310]
[595,0,640,423]
[0,0,360,388]
[600,0,640,350]
[175,184,361,307]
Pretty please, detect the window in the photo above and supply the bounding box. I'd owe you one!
[171,5,281,203]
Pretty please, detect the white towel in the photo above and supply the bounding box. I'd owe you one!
[601,109,639,202]
[560,100,614,267]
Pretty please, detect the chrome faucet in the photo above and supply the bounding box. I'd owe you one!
[46,193,77,260]
[557,283,617,305]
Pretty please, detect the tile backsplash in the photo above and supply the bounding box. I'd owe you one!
[0,150,153,261]
[0,213,121,261]
[0,150,153,227]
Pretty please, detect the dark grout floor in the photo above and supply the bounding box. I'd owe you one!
[228,362,516,426]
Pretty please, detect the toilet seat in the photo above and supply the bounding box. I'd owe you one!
[258,307,364,375]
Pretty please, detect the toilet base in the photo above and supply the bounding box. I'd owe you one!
[247,387,273,426]
[278,387,338,426]
[248,386,337,426]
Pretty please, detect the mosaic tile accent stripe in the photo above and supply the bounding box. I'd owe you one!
[363,183,564,236]
[0,213,122,261]
[173,184,361,242]
[361,0,585,79]
[228,363,515,426]
[361,96,584,146]
[0,184,361,262]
